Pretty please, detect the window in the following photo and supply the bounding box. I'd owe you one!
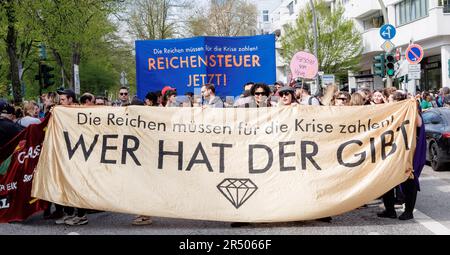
[395,0,428,26]
[362,14,384,30]
[287,1,294,15]
[438,0,450,13]
[263,10,269,22]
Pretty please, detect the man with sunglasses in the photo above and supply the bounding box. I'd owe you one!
[114,86,130,107]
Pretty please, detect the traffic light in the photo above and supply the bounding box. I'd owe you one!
[373,53,385,77]
[385,53,396,77]
[38,44,47,60]
[385,53,396,76]
[41,64,55,88]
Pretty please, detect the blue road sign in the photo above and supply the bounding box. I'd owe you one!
[405,44,424,64]
[380,24,396,40]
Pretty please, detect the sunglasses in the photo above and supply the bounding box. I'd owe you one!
[337,97,347,101]
[254,92,266,96]
[279,92,291,97]
[120,93,128,96]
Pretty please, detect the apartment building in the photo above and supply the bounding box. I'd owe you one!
[256,0,450,92]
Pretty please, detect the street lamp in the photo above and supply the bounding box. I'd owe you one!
[309,0,320,94]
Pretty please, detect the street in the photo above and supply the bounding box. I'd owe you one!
[1,165,449,235]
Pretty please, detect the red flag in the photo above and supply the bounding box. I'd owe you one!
[0,114,50,223]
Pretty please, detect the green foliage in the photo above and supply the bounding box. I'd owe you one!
[0,0,134,101]
[281,0,362,79]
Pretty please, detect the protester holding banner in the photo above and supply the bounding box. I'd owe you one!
[57,88,78,105]
[43,92,58,114]
[377,92,425,220]
[113,86,130,107]
[249,83,271,108]
[165,90,178,107]
[371,90,386,105]
[334,92,351,106]
[277,86,298,106]
[144,92,159,106]
[321,84,338,106]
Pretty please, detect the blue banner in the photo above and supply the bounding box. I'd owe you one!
[135,35,276,99]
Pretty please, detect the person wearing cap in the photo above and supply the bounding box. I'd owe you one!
[0,102,23,145]
[160,86,176,107]
[57,88,77,105]
[161,86,176,98]
[278,86,298,106]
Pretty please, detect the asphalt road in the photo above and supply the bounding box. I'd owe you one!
[1,165,450,235]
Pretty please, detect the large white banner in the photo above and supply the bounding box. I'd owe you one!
[32,100,418,222]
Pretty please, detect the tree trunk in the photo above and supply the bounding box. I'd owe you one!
[51,48,70,87]
[4,0,22,104]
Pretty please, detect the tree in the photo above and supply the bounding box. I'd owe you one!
[27,0,123,89]
[186,0,257,36]
[127,0,190,40]
[281,0,362,79]
[0,0,37,103]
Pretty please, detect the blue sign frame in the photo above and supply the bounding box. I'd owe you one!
[135,35,276,99]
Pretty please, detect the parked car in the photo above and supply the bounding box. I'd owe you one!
[423,108,450,171]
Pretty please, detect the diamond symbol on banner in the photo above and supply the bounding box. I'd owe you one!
[217,178,258,209]
[381,40,395,53]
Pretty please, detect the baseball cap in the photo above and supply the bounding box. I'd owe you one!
[278,86,295,94]
[57,88,76,99]
[161,86,176,97]
[0,102,14,115]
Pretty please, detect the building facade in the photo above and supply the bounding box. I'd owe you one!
[256,0,450,92]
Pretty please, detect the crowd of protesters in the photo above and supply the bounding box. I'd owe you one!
[1,80,449,226]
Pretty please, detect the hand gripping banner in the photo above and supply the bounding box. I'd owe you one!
[32,101,418,222]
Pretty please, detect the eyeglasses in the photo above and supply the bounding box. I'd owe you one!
[120,93,128,96]
[279,92,291,97]
[337,97,347,101]
[254,92,266,96]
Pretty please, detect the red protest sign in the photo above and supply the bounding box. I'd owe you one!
[0,116,50,223]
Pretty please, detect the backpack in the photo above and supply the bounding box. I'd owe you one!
[308,96,323,106]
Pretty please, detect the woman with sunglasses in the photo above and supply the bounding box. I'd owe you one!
[334,92,351,106]
[277,86,298,106]
[248,83,271,108]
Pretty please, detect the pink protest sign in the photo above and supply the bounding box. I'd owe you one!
[290,51,318,79]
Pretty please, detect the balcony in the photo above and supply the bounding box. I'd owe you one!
[346,0,381,19]
[361,28,385,54]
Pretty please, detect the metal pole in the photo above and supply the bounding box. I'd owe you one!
[309,0,320,94]
[378,0,393,87]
